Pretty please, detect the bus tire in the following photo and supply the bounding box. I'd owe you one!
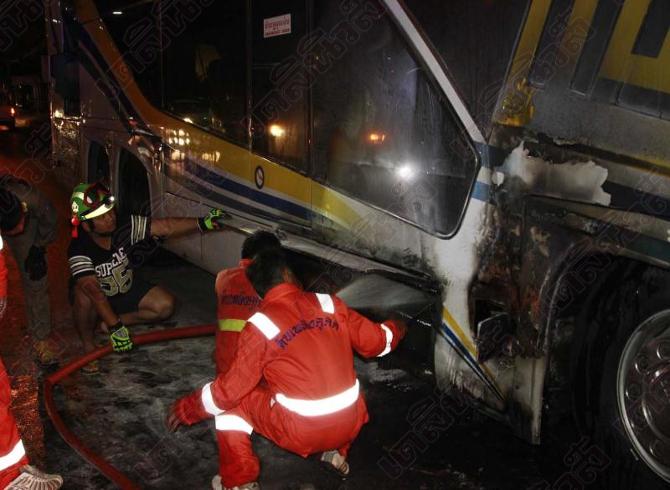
[589,280,670,489]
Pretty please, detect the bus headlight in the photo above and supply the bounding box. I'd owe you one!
[396,164,415,181]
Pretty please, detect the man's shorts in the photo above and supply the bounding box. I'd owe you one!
[107,278,154,315]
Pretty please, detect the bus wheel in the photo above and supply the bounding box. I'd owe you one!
[594,288,670,489]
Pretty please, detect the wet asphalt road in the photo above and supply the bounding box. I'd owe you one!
[0,121,581,489]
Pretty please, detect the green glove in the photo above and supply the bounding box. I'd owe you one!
[110,325,133,352]
[197,208,230,233]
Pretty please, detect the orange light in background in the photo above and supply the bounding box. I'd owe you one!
[368,132,386,144]
[9,107,15,116]
[269,124,286,138]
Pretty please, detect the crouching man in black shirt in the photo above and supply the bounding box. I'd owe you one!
[68,182,228,372]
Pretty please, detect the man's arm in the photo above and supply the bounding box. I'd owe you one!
[75,275,120,328]
[151,208,231,240]
[336,297,407,358]
[149,217,199,240]
[168,325,267,428]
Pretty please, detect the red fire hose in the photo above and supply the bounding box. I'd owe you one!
[43,324,216,489]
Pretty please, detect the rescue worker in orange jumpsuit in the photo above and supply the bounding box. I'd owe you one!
[214,231,281,374]
[168,249,406,490]
[0,234,62,489]
[211,230,281,484]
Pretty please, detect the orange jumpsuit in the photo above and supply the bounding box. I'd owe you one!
[0,238,29,489]
[213,259,260,478]
[175,283,404,487]
[214,259,259,374]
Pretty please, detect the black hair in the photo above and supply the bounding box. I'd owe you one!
[246,248,289,298]
[241,230,281,259]
[0,188,22,231]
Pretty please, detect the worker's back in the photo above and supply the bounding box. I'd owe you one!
[183,277,403,462]
[256,284,358,402]
[214,259,259,373]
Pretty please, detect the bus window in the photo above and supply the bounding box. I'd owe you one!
[161,0,247,144]
[404,0,528,133]
[311,0,478,236]
[100,1,162,108]
[101,1,248,144]
[87,141,110,185]
[117,149,150,222]
[51,51,80,116]
[250,0,309,172]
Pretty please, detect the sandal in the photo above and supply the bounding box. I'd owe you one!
[320,450,350,477]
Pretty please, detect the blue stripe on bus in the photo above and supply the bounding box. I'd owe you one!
[165,167,285,222]
[181,159,313,221]
[439,322,504,402]
[72,19,142,123]
[472,181,490,203]
[604,180,670,219]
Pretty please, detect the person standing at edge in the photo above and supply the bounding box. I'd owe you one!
[168,249,407,490]
[0,228,63,489]
[68,182,229,372]
[0,176,59,366]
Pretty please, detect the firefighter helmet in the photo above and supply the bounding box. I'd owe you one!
[70,182,115,225]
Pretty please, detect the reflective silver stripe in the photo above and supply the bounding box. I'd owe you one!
[249,312,280,340]
[315,293,334,314]
[84,202,114,220]
[131,215,149,245]
[69,255,95,275]
[377,324,393,357]
[0,234,3,250]
[201,382,224,416]
[0,440,25,471]
[215,414,253,434]
[275,380,360,417]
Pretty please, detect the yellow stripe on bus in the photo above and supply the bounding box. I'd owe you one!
[442,307,500,386]
[600,0,670,95]
[77,0,361,226]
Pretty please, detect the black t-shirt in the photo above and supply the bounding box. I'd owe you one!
[67,215,155,297]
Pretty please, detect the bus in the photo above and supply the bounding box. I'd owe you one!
[46,1,670,487]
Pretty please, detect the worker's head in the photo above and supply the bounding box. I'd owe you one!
[70,182,117,236]
[246,248,297,297]
[0,188,26,236]
[241,230,281,259]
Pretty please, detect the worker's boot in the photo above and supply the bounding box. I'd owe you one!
[6,465,63,489]
[33,339,60,366]
[212,475,260,490]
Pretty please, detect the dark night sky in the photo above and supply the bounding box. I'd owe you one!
[0,7,46,79]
